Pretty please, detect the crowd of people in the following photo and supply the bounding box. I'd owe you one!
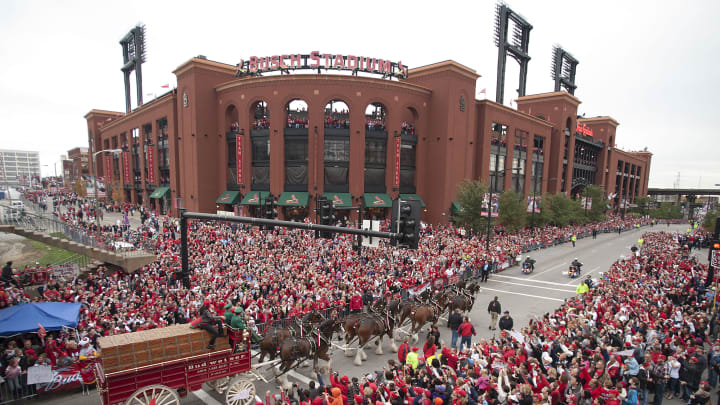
[0,189,713,404]
[281,231,717,405]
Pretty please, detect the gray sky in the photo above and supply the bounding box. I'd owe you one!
[1,0,717,188]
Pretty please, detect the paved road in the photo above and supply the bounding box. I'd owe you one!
[20,223,698,405]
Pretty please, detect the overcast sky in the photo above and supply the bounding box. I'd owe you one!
[1,0,717,188]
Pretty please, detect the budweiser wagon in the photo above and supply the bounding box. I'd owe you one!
[95,325,255,405]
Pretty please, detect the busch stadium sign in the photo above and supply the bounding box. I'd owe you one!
[236,51,408,79]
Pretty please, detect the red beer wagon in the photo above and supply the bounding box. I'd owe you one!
[95,325,255,405]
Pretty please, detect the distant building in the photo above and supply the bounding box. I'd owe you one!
[0,149,41,187]
[66,147,90,184]
[85,57,652,222]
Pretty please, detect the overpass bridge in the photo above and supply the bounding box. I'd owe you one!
[0,204,156,273]
[647,188,720,196]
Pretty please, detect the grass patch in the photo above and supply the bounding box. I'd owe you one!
[23,240,86,268]
[49,232,70,240]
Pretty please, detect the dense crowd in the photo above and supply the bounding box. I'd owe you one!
[282,231,717,405]
[1,189,713,403]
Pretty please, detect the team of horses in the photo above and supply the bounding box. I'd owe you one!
[252,278,481,380]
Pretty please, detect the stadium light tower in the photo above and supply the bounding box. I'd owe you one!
[120,24,147,113]
[551,45,579,94]
[494,3,533,104]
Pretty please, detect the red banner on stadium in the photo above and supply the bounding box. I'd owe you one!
[104,155,112,179]
[146,145,155,184]
[393,136,401,188]
[122,151,131,184]
[236,134,243,184]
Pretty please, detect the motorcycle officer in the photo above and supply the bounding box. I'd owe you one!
[522,256,536,272]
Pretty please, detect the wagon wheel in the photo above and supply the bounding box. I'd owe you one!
[208,376,230,393]
[225,377,256,405]
[125,384,180,405]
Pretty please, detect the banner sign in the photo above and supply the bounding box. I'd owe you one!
[36,361,96,393]
[526,196,541,213]
[393,136,401,188]
[236,134,243,184]
[481,193,499,218]
[146,145,156,184]
[236,52,408,79]
[122,151,131,184]
[104,155,112,179]
[581,197,592,209]
[52,263,79,279]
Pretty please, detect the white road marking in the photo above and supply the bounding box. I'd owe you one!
[480,287,565,302]
[489,279,575,293]
[492,274,572,287]
[526,262,567,278]
[193,388,224,405]
[287,369,316,385]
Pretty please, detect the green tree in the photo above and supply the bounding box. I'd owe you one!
[584,185,606,222]
[498,190,526,232]
[544,193,574,226]
[703,210,718,232]
[453,180,490,235]
[634,196,651,216]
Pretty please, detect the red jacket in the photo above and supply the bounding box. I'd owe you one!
[457,322,476,337]
[350,295,363,311]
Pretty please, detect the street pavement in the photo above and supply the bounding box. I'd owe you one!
[18,223,703,404]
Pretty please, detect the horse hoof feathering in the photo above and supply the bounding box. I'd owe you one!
[353,349,363,366]
[375,337,384,355]
[391,341,398,352]
[360,348,368,360]
[412,333,418,343]
[344,348,354,357]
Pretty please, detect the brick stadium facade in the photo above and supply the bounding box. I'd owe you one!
[85,57,651,224]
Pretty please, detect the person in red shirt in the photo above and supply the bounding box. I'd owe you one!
[457,316,476,350]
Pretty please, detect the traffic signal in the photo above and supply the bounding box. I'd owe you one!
[391,199,421,249]
[318,197,335,238]
[706,240,720,287]
[263,197,277,229]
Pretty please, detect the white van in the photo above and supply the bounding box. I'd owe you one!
[10,201,24,210]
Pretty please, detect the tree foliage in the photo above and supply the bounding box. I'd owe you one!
[651,202,682,219]
[73,179,87,197]
[703,210,718,233]
[453,180,489,235]
[498,190,525,232]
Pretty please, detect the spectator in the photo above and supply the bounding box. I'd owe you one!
[498,310,513,331]
[457,316,475,350]
[487,296,501,330]
[447,309,462,348]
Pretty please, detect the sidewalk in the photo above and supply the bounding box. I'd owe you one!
[25,197,144,229]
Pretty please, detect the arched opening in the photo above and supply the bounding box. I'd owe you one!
[250,100,271,193]
[401,106,418,136]
[283,99,308,192]
[251,101,269,130]
[365,103,386,132]
[399,106,417,193]
[225,105,239,134]
[324,100,349,128]
[324,100,350,193]
[364,103,387,194]
[281,99,309,219]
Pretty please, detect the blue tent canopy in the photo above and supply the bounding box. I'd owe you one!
[0,303,81,336]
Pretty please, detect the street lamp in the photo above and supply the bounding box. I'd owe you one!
[530,177,558,230]
[91,148,122,225]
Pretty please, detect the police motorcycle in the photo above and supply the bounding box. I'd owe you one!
[521,256,535,274]
[568,258,583,278]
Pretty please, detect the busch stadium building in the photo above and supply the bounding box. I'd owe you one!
[85,53,651,224]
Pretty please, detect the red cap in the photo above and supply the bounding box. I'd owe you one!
[691,357,698,362]
[412,347,419,352]
[203,300,211,307]
[341,376,349,383]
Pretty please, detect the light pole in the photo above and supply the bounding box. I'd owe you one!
[91,148,122,225]
[530,177,558,230]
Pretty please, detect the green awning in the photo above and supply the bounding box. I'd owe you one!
[149,187,169,199]
[322,192,352,208]
[451,202,462,215]
[239,191,269,205]
[277,192,309,207]
[216,190,242,204]
[363,193,392,208]
[400,193,426,207]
